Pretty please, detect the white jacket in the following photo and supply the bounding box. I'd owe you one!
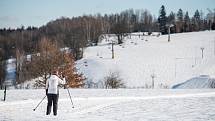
[46,75,66,94]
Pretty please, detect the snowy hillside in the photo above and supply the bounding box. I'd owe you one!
[1,89,215,121]
[76,31,215,88]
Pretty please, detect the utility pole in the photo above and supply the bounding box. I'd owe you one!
[175,59,177,78]
[214,38,215,56]
[200,47,204,59]
[151,72,156,89]
[111,41,114,59]
[166,24,174,42]
[168,26,171,42]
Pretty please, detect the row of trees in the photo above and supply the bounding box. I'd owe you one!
[158,6,215,34]
[1,7,215,60]
[0,6,215,88]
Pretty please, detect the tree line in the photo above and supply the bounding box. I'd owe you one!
[0,6,215,88]
[1,7,215,60]
[159,6,215,34]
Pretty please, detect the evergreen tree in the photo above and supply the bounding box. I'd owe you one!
[184,11,190,32]
[177,9,183,21]
[206,8,214,30]
[158,5,167,34]
[212,22,215,30]
[176,9,184,32]
[193,9,201,31]
[168,11,176,24]
[168,11,176,33]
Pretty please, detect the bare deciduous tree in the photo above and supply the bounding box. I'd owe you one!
[25,37,84,88]
[26,37,63,87]
[59,52,85,88]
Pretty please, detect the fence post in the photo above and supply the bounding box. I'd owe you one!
[3,85,6,101]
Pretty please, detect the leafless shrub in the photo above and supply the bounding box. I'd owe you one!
[104,71,125,89]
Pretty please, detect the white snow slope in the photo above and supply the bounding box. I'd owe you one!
[76,31,215,88]
[1,89,215,121]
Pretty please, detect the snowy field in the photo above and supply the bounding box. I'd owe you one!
[1,89,215,121]
[77,31,215,88]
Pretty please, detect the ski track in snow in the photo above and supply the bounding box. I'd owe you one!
[1,90,215,121]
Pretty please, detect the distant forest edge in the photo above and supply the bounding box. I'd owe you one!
[0,6,215,88]
[0,6,215,60]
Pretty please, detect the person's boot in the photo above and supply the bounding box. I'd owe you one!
[46,105,51,115]
[53,103,58,116]
[46,94,52,115]
[46,100,52,115]
[53,94,58,116]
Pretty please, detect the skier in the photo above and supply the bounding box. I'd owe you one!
[46,70,66,116]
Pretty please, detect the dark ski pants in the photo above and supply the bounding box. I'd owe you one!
[46,94,59,115]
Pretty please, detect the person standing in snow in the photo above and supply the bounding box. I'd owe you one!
[46,70,66,116]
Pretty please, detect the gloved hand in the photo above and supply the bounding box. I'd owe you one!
[46,89,48,95]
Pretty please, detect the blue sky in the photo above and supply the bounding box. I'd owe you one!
[0,0,214,28]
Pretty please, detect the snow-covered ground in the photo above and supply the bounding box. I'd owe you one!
[0,89,215,121]
[77,31,215,88]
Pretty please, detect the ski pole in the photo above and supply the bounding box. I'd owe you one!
[33,95,46,111]
[67,88,74,108]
